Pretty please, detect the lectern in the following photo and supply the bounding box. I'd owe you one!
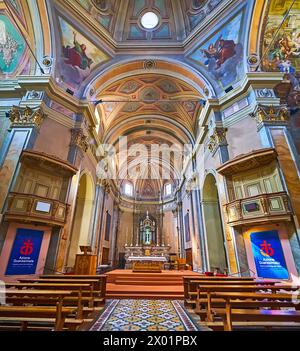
[74,246,97,275]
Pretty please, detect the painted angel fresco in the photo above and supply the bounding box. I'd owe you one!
[58,17,108,89]
[265,27,300,97]
[200,35,243,87]
[62,32,94,70]
[190,12,244,88]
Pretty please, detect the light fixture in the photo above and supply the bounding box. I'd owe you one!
[140,12,159,29]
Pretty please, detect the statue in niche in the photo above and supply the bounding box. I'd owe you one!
[139,211,156,246]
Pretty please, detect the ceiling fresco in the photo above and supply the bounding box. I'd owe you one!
[189,11,244,89]
[97,74,202,133]
[73,0,225,43]
[57,16,110,88]
[262,0,300,154]
[0,13,26,74]
[262,0,300,108]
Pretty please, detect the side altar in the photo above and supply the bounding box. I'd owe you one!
[124,212,170,271]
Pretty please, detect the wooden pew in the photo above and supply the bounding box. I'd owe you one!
[196,284,299,321]
[183,276,256,304]
[5,283,92,319]
[39,275,107,302]
[17,279,105,314]
[208,292,300,331]
[0,289,83,331]
[183,275,271,306]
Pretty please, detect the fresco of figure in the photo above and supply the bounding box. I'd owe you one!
[216,39,236,67]
[62,31,93,70]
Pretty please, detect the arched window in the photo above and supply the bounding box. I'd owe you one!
[124,182,133,197]
[95,106,101,134]
[165,183,172,196]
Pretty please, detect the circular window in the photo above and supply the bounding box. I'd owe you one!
[140,12,159,29]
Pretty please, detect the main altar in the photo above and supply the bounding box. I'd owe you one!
[125,212,170,271]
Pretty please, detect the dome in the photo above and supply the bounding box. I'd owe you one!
[72,0,223,44]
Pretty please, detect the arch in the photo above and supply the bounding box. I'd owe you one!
[82,57,215,99]
[67,172,95,268]
[202,173,228,273]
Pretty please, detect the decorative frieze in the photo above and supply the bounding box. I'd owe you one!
[70,128,89,152]
[250,104,289,128]
[255,89,276,99]
[8,106,46,128]
[207,127,228,154]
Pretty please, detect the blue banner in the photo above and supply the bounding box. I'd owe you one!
[6,228,44,275]
[250,230,289,279]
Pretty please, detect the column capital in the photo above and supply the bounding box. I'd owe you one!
[70,128,89,152]
[250,104,289,130]
[8,105,46,129]
[207,127,228,154]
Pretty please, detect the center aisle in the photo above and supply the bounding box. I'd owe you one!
[89,299,207,331]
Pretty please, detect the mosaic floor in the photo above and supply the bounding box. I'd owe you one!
[90,299,201,331]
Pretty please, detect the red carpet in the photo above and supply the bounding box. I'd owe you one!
[106,269,201,299]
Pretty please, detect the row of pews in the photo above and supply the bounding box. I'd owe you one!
[183,275,300,331]
[0,274,107,331]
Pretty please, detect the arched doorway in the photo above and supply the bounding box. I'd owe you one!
[202,174,228,273]
[67,173,95,267]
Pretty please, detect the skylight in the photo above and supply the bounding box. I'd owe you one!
[140,12,159,30]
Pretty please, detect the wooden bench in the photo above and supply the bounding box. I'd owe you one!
[208,291,300,331]
[18,278,101,293]
[184,277,275,306]
[183,276,258,305]
[0,305,80,331]
[5,283,92,319]
[0,317,84,331]
[195,284,299,321]
[39,275,107,301]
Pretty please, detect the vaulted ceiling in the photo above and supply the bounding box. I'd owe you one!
[71,0,224,45]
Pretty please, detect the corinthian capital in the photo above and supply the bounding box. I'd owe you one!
[70,128,89,152]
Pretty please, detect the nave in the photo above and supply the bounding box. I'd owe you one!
[1,270,300,331]
[1,0,300,334]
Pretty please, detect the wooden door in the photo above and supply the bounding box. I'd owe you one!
[185,248,193,268]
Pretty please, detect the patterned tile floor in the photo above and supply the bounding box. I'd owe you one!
[90,299,203,331]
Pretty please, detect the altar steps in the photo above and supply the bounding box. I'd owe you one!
[114,280,181,285]
[105,269,201,299]
[106,283,184,299]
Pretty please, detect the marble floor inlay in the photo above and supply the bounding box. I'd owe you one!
[90,299,201,331]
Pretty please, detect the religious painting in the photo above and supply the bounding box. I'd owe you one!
[104,212,111,241]
[189,12,244,88]
[0,14,25,74]
[262,0,300,108]
[58,17,109,88]
[184,213,191,242]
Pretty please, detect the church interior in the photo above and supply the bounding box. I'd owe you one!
[0,0,300,332]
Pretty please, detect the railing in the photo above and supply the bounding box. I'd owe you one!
[5,192,69,227]
[225,191,292,226]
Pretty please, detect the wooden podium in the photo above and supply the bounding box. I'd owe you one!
[74,246,97,275]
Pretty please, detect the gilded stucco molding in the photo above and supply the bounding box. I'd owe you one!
[250,104,290,129]
[70,128,89,152]
[8,105,46,128]
[207,127,228,154]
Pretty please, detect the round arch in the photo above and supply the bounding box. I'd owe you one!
[202,173,228,273]
[67,172,95,268]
